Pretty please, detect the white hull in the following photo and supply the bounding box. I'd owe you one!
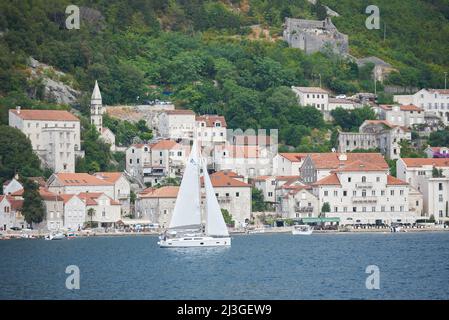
[158,236,231,248]
[292,225,314,235]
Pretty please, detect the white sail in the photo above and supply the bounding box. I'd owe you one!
[203,160,229,237]
[168,141,201,230]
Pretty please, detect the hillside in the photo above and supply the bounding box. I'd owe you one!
[1,0,448,151]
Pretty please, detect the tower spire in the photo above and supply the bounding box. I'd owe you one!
[90,80,103,132]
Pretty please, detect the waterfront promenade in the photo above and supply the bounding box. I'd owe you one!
[1,225,448,240]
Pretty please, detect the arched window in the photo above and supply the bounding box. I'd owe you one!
[362,176,366,183]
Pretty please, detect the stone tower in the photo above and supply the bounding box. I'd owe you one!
[90,80,103,133]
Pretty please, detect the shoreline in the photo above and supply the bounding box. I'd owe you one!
[1,227,448,240]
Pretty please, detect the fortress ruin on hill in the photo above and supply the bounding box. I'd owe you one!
[283,17,348,55]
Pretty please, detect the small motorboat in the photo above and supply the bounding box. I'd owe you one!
[45,232,66,240]
[292,224,314,235]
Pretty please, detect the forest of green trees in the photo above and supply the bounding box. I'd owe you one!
[1,0,448,184]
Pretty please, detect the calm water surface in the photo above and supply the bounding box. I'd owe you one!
[1,232,449,299]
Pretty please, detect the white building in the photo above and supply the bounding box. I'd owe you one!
[292,86,329,111]
[397,158,449,223]
[394,89,449,125]
[273,153,308,176]
[291,86,358,120]
[158,109,196,141]
[9,107,83,173]
[93,172,131,216]
[0,195,24,230]
[90,81,116,151]
[195,115,227,144]
[79,192,121,228]
[376,104,425,128]
[60,194,86,231]
[126,140,189,186]
[2,176,23,195]
[312,160,418,225]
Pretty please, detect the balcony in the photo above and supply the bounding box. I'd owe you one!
[352,196,377,203]
[294,206,314,213]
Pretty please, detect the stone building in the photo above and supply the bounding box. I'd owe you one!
[9,107,83,173]
[337,120,411,160]
[126,139,189,186]
[157,109,196,141]
[136,171,251,228]
[283,17,348,55]
[376,104,425,128]
[393,89,449,125]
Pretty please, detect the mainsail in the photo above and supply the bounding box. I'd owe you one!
[168,141,201,230]
[202,160,229,237]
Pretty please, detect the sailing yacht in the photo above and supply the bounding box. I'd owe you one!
[158,141,231,248]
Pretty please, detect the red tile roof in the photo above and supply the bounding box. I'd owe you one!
[93,172,123,183]
[151,140,179,150]
[313,173,341,186]
[10,109,79,121]
[78,192,120,205]
[401,158,449,168]
[39,188,63,201]
[54,173,114,186]
[139,186,180,198]
[196,115,227,128]
[207,171,251,187]
[1,195,24,211]
[279,153,308,162]
[332,160,386,172]
[387,175,408,185]
[309,153,388,170]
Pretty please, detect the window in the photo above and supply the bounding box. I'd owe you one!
[334,207,338,212]
[391,206,395,212]
[439,194,443,202]
[236,192,240,197]
[343,191,347,196]
[144,147,148,152]
[390,190,394,196]
[268,192,273,197]
[381,206,385,212]
[324,191,328,196]
[353,190,357,196]
[371,190,376,196]
[178,152,182,156]
[225,193,230,197]
[159,152,163,156]
[352,207,357,212]
[132,149,134,153]
[333,191,338,196]
[136,159,140,164]
[362,190,366,197]
[348,177,351,182]
[362,176,366,183]
[376,177,380,182]
[372,207,376,212]
[400,206,404,212]
[381,190,385,196]
[400,190,404,195]
[439,183,443,191]
[343,207,347,212]
[362,207,366,212]
[129,159,132,164]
